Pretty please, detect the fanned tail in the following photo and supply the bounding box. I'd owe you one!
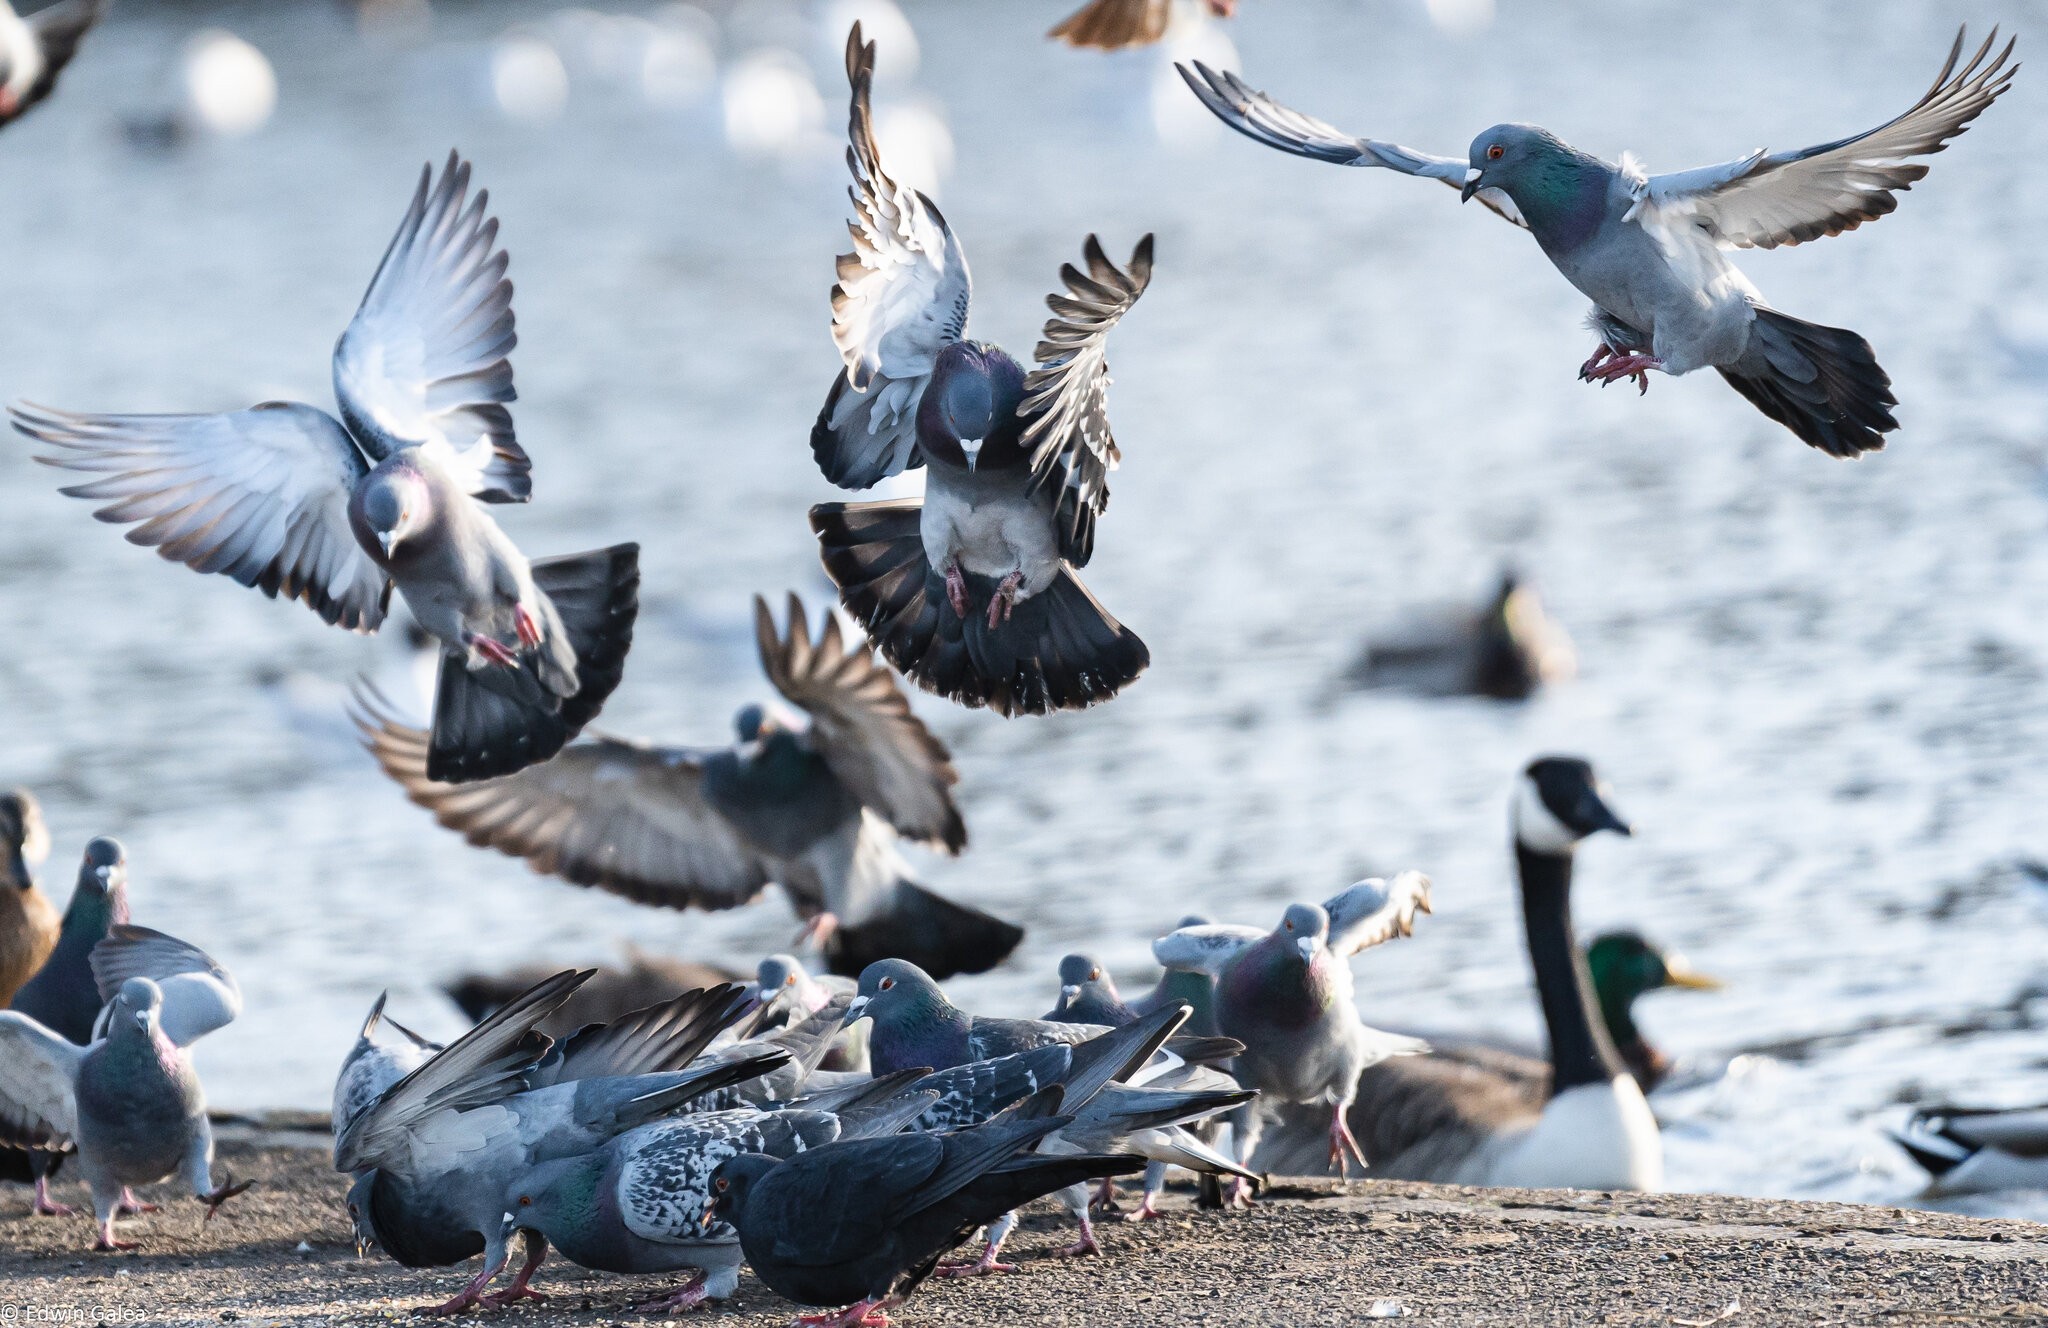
[1720,308,1897,458]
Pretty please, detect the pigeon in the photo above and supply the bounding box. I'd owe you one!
[444,951,741,1035]
[809,24,1152,717]
[331,991,441,1169]
[12,151,640,783]
[4,837,130,1213]
[1130,915,1220,1038]
[709,1090,1143,1328]
[338,974,786,1314]
[501,1089,936,1314]
[755,953,867,1073]
[1050,0,1235,51]
[0,925,250,1250]
[0,0,103,128]
[1044,954,1137,1027]
[1181,28,2018,457]
[1154,872,1434,1203]
[355,593,1022,981]
[845,959,1240,1078]
[0,789,57,1008]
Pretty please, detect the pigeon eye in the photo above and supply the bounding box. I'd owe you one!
[518,1196,531,1206]
[1486,144,1504,161]
[785,976,796,986]
[1284,921,1294,931]
[715,1178,729,1192]
[879,977,895,991]
[1089,969,1100,981]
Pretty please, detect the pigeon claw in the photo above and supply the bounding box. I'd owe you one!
[201,1177,255,1223]
[1578,344,1616,381]
[464,630,522,669]
[513,603,544,649]
[943,562,969,619]
[1226,1176,1257,1209]
[93,1236,139,1252]
[936,1241,1016,1277]
[1124,1195,1164,1222]
[637,1273,710,1315]
[1089,1177,1122,1214]
[1329,1107,1369,1175]
[987,572,1023,629]
[479,1286,548,1309]
[1583,352,1660,395]
[795,1299,893,1328]
[31,1195,77,1218]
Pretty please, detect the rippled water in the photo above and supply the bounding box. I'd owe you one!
[3,0,2047,1221]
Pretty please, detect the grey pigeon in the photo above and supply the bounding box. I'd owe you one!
[331,992,441,1171]
[809,25,1151,716]
[4,837,130,1213]
[755,953,867,1073]
[1130,914,1221,1037]
[1182,28,2018,457]
[0,0,102,127]
[0,925,250,1250]
[338,974,785,1315]
[1043,954,1136,1027]
[13,151,639,783]
[356,593,1021,980]
[1154,873,1434,1203]
[709,1090,1143,1328]
[501,1088,934,1314]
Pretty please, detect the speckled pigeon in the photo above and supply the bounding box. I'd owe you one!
[1182,28,2017,457]
[1154,872,1434,1203]
[709,1089,1143,1328]
[13,151,639,782]
[0,925,250,1250]
[4,837,130,1213]
[0,0,102,128]
[338,974,786,1314]
[331,991,441,1171]
[356,593,1021,981]
[808,24,1152,717]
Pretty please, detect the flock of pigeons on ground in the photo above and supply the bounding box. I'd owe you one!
[0,2,2036,1322]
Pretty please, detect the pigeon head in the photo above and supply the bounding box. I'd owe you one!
[110,976,164,1038]
[1274,902,1331,965]
[708,1152,781,1227]
[81,837,127,895]
[844,958,948,1029]
[502,1152,607,1251]
[1514,756,1631,856]
[345,1171,381,1258]
[1056,953,1116,1006]
[734,703,770,743]
[919,341,1027,473]
[755,953,812,1006]
[0,788,49,887]
[356,467,431,560]
[1462,124,1605,236]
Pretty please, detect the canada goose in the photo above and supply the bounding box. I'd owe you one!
[1255,758,1662,1190]
[1347,571,1575,702]
[1894,1105,2048,1196]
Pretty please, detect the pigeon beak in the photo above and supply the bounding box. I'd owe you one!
[1460,167,1482,202]
[1296,936,1316,963]
[376,529,398,558]
[960,437,983,473]
[699,1201,717,1230]
[1060,984,1081,1002]
[500,1212,518,1240]
[354,1230,372,1259]
[94,866,112,885]
[841,995,870,1027]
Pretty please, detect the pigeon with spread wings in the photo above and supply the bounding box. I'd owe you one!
[12,152,638,783]
[1182,28,2017,457]
[354,593,1021,980]
[810,24,1151,716]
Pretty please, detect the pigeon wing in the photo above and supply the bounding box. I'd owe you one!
[333,152,529,501]
[0,1013,84,1147]
[1324,871,1433,958]
[1152,923,1266,979]
[15,400,390,632]
[20,0,103,110]
[89,925,242,1047]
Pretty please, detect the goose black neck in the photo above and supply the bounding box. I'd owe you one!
[1516,842,1626,1094]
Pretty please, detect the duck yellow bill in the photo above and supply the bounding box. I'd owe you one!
[1664,959,1724,992]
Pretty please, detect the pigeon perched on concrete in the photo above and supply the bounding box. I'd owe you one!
[0,790,56,1008]
[1154,873,1434,1202]
[1044,954,1137,1027]
[356,593,1021,980]
[4,837,130,1213]
[13,151,639,782]
[331,991,441,1170]
[709,1090,1143,1328]
[809,25,1152,717]
[0,0,103,128]
[1050,0,1234,51]
[0,925,250,1249]
[339,974,785,1314]
[1182,28,2018,457]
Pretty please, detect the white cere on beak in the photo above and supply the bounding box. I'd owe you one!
[94,866,112,883]
[1296,936,1316,962]
[959,437,983,471]
[1060,985,1081,1001]
[844,995,870,1024]
[1464,166,1482,184]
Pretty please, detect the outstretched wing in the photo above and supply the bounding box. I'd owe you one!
[353,684,778,912]
[334,151,529,502]
[0,1013,83,1149]
[813,22,971,490]
[1017,235,1153,568]
[757,593,964,854]
[1323,871,1433,959]
[90,925,243,1048]
[14,400,391,632]
[1152,923,1267,980]
[1631,27,2016,250]
[1049,0,1172,50]
[1177,61,1528,228]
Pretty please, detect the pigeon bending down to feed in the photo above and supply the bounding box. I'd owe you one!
[0,790,56,1008]
[0,0,103,127]
[809,24,1152,716]
[1050,0,1235,51]
[755,953,867,1073]
[0,925,251,1250]
[1154,872,1434,1203]
[13,151,640,782]
[710,1090,1144,1328]
[338,974,788,1314]
[3,837,130,1212]
[356,593,1022,980]
[1182,28,2017,456]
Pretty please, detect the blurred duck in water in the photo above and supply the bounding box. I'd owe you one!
[1895,1105,2048,1196]
[1347,571,1575,701]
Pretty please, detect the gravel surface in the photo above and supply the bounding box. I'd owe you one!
[2,1141,2044,1326]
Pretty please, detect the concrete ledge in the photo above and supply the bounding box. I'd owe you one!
[1,1143,2043,1326]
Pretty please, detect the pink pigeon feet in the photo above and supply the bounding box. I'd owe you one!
[795,1298,895,1328]
[1123,1193,1164,1223]
[93,1221,138,1252]
[118,1188,159,1215]
[1053,1213,1102,1259]
[943,562,969,619]
[513,603,543,649]
[1329,1106,1369,1174]
[32,1178,76,1217]
[796,912,841,950]
[986,572,1023,629]
[637,1273,710,1315]
[420,1262,503,1317]
[479,1241,549,1309]
[1581,349,1660,395]
[1089,1177,1122,1214]
[1227,1176,1257,1210]
[936,1238,1016,1277]
[465,630,521,668]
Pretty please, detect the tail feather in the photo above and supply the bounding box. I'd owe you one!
[810,499,1148,717]
[1721,309,1897,458]
[825,880,1023,981]
[426,543,640,782]
[1891,1127,1969,1178]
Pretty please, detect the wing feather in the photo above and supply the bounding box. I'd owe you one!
[1323,871,1433,959]
[0,1013,83,1148]
[89,926,242,1048]
[1152,923,1266,980]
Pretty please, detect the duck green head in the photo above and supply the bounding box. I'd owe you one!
[1585,930,1721,1047]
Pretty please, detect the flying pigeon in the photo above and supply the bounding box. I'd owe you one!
[338,974,785,1315]
[708,1090,1142,1328]
[0,925,251,1250]
[354,593,1022,980]
[809,24,1152,716]
[1154,872,1435,1203]
[1050,0,1235,51]
[0,790,56,1009]
[0,0,103,127]
[1043,954,1137,1027]
[1181,28,2018,457]
[4,837,130,1214]
[13,151,640,783]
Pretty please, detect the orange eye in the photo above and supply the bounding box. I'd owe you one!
[1283,921,1294,931]
[1089,968,1100,981]
[518,1196,531,1206]
[880,977,895,991]
[715,1178,729,1192]
[785,975,796,986]
[1486,145,1504,161]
